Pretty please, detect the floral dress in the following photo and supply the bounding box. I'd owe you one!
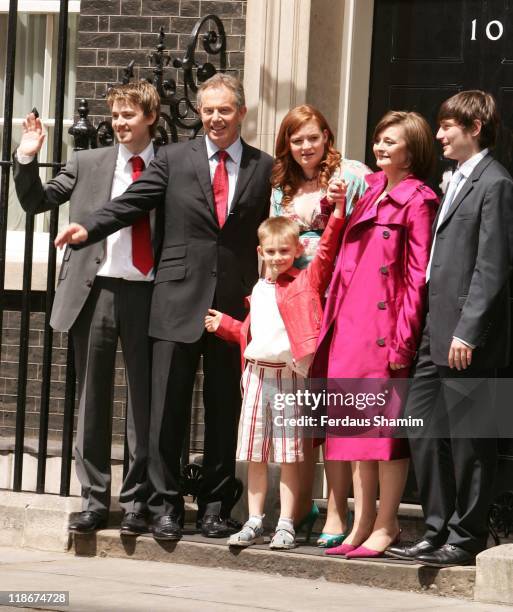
[271,159,371,269]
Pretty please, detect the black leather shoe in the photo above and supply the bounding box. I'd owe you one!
[385,538,437,560]
[196,513,242,530]
[416,544,476,567]
[201,514,241,538]
[69,511,107,533]
[120,512,148,536]
[152,515,182,541]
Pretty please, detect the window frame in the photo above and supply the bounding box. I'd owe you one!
[0,8,78,232]
[0,1,80,13]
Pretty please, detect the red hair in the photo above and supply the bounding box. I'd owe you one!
[271,105,341,206]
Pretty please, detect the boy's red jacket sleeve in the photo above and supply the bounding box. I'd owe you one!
[305,213,345,294]
[216,313,244,346]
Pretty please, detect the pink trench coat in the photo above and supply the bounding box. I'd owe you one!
[313,171,439,460]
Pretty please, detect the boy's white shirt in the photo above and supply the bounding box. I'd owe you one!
[243,278,312,377]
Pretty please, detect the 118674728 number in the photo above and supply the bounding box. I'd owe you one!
[0,591,69,606]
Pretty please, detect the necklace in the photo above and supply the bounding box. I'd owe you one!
[303,173,318,183]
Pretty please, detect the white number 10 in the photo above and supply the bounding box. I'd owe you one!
[471,18,504,41]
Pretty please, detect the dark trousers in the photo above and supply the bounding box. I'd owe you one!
[72,276,152,515]
[147,331,242,518]
[405,316,497,553]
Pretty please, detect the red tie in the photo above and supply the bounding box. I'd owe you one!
[129,155,153,275]
[213,150,229,227]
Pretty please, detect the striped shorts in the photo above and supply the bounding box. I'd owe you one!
[237,361,304,463]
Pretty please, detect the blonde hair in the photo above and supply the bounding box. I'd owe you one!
[258,216,300,245]
[106,80,160,137]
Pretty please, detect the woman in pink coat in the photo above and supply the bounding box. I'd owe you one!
[315,111,439,558]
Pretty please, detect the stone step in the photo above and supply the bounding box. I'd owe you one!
[72,528,476,600]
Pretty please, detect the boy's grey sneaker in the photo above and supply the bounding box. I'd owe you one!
[227,517,265,547]
[269,526,296,550]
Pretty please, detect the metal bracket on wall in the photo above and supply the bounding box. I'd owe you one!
[488,490,513,545]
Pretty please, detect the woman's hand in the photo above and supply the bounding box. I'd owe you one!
[389,362,407,371]
[328,179,347,218]
[205,309,223,333]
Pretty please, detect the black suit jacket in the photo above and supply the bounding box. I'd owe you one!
[81,137,273,343]
[13,145,162,331]
[428,153,513,368]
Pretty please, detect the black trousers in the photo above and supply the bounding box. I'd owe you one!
[405,316,497,554]
[72,276,152,515]
[147,331,242,518]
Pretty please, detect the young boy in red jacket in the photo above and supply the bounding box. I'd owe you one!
[205,180,346,549]
[204,185,346,549]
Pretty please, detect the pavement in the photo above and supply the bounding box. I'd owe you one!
[0,546,509,612]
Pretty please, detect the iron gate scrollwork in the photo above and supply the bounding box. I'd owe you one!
[69,17,227,151]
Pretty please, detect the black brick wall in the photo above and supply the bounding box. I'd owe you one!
[76,0,247,128]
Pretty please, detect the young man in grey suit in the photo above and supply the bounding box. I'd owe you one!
[55,74,274,540]
[13,81,161,535]
[387,91,513,567]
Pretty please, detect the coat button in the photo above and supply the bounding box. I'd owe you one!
[380,265,389,275]
[376,338,386,347]
[95,257,101,264]
[382,230,390,239]
[211,271,217,277]
[86,279,93,287]
[378,301,387,310]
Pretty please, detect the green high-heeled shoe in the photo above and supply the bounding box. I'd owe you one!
[295,502,320,543]
[316,532,347,548]
[316,510,354,548]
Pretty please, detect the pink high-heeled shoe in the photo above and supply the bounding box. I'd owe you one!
[325,542,357,556]
[345,533,401,559]
[345,545,385,559]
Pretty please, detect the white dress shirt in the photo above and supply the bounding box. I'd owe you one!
[97,141,156,281]
[205,135,243,212]
[438,148,488,229]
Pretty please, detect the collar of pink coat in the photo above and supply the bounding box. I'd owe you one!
[365,171,426,206]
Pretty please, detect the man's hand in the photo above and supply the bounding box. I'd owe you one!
[18,112,46,157]
[327,178,347,218]
[205,309,223,333]
[54,223,88,249]
[448,338,473,370]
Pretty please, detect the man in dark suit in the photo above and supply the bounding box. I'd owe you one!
[386,91,513,567]
[13,81,162,535]
[55,74,274,540]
